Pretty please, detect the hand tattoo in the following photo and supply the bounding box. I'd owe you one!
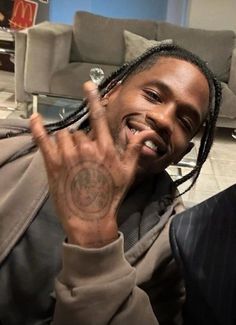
[63,160,114,220]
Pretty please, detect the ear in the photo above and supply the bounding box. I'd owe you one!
[101,81,123,107]
[103,80,123,101]
[100,97,109,107]
[173,142,195,164]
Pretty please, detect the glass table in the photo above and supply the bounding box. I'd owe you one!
[31,67,104,122]
[31,93,82,123]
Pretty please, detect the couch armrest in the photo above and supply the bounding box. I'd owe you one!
[24,21,72,94]
[15,28,31,103]
[228,48,236,94]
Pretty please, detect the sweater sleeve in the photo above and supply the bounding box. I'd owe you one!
[52,233,159,325]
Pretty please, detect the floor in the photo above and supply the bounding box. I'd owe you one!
[169,129,236,205]
[0,70,235,207]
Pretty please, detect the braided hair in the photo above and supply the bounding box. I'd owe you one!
[2,43,222,194]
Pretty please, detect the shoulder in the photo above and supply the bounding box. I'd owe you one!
[0,118,30,136]
[170,185,236,324]
[0,118,37,168]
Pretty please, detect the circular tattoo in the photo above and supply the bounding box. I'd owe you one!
[64,161,114,220]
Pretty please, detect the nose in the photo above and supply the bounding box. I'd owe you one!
[145,105,175,143]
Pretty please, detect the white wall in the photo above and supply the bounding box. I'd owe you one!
[166,0,188,26]
[187,0,236,32]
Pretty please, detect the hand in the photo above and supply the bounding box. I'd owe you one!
[30,81,155,247]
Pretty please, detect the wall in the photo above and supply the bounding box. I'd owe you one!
[187,0,236,32]
[166,0,188,26]
[50,0,167,24]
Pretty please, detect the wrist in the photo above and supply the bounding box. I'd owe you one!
[66,218,119,248]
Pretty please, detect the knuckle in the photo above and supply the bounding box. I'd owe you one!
[90,107,106,120]
[73,130,85,141]
[130,143,142,152]
[79,142,94,154]
[85,85,99,102]
[35,132,47,144]
[55,129,67,140]
[63,150,77,162]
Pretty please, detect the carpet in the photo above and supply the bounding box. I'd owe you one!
[0,109,12,119]
[0,90,17,119]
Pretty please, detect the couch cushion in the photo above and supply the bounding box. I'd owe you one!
[124,30,172,62]
[157,22,235,82]
[71,11,157,66]
[219,82,236,119]
[51,62,118,99]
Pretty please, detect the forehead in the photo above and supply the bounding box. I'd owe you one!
[134,56,209,85]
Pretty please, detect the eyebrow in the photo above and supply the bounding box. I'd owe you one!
[147,80,202,126]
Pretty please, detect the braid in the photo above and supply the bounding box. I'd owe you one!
[174,74,222,195]
[1,43,222,195]
[41,64,131,133]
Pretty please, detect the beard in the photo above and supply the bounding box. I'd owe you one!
[109,122,126,155]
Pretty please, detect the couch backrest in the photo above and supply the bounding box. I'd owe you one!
[157,22,235,82]
[71,11,235,83]
[71,11,157,66]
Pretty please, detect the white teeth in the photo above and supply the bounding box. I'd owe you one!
[130,128,157,151]
[144,140,157,151]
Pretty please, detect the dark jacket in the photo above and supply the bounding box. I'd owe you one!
[170,184,236,325]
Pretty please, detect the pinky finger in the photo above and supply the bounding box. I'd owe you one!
[30,113,56,164]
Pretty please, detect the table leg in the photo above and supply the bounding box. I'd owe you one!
[32,94,38,114]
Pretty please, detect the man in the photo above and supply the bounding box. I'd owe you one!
[0,44,221,324]
[170,183,236,325]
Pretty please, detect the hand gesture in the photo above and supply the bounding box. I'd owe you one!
[30,82,154,247]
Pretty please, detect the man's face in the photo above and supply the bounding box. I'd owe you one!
[104,57,210,176]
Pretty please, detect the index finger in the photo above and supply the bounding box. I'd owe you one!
[83,81,113,146]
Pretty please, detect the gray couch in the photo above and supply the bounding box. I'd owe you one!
[15,11,236,128]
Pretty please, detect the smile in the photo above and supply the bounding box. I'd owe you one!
[127,120,168,157]
[130,128,158,151]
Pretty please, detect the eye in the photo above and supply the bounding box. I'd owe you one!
[144,89,162,103]
[179,116,194,134]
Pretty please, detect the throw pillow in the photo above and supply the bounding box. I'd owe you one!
[124,30,173,62]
